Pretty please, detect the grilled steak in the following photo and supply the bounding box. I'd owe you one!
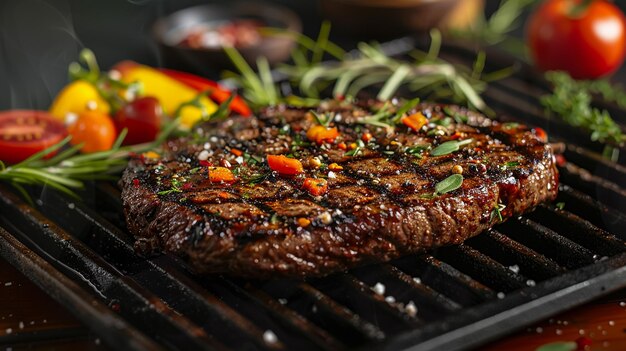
[120,100,559,278]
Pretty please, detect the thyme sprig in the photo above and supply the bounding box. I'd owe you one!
[541,71,626,156]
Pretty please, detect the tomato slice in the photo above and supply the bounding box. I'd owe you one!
[0,110,67,164]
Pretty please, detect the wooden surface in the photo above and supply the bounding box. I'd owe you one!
[1,252,626,351]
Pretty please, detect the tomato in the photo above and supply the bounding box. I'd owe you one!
[0,110,67,164]
[526,0,626,79]
[67,111,117,153]
[114,97,162,145]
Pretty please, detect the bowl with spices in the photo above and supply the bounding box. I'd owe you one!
[153,2,301,76]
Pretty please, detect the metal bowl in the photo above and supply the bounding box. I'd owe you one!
[320,0,484,40]
[153,2,301,77]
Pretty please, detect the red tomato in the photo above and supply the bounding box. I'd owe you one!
[67,111,117,153]
[114,97,162,145]
[526,0,626,79]
[0,110,67,164]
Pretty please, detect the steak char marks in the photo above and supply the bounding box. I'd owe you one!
[120,100,559,278]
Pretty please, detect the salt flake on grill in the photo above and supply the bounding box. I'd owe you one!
[263,330,278,344]
[372,282,386,295]
[198,150,210,161]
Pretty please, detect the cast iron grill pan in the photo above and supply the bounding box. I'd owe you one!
[0,40,625,351]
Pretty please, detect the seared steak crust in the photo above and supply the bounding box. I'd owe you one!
[120,100,558,278]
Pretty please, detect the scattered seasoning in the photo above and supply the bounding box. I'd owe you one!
[208,167,235,183]
[372,282,386,295]
[434,174,464,196]
[405,144,431,156]
[318,211,333,225]
[297,218,311,227]
[303,178,328,196]
[361,132,373,143]
[270,213,280,224]
[230,148,243,157]
[405,301,418,317]
[500,161,520,170]
[451,165,463,174]
[490,203,506,223]
[401,112,428,131]
[307,125,339,144]
[132,179,140,188]
[267,155,304,176]
[556,202,566,210]
[502,122,520,130]
[430,139,474,156]
[534,341,577,351]
[246,172,271,185]
[309,110,334,127]
[338,142,347,150]
[157,178,184,195]
[328,163,343,171]
[263,330,278,344]
[443,106,469,124]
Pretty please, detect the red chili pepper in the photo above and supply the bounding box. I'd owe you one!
[158,68,252,117]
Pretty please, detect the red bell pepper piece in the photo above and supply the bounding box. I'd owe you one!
[158,68,251,117]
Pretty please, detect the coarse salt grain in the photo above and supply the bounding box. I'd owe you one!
[263,330,278,344]
[198,150,210,161]
[372,282,385,295]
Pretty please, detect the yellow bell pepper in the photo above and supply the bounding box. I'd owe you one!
[113,61,217,129]
[49,80,111,122]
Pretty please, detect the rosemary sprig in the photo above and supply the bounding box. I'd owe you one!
[0,89,234,202]
[282,29,490,112]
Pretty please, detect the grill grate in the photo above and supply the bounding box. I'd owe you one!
[1,42,626,351]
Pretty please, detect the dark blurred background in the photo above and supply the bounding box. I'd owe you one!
[0,0,625,111]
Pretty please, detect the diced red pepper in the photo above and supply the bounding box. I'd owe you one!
[208,167,235,183]
[402,112,428,132]
[303,178,328,196]
[306,125,339,144]
[267,155,303,176]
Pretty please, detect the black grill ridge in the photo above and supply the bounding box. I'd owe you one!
[0,42,625,351]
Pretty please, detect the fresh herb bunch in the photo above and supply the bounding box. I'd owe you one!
[225,23,506,113]
[541,71,626,148]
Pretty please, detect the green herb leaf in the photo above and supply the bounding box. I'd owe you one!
[534,341,577,351]
[405,144,431,155]
[431,139,474,156]
[556,202,565,210]
[434,174,464,195]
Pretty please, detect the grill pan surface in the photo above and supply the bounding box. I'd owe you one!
[1,40,626,351]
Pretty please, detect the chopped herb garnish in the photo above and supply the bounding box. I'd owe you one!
[246,172,271,184]
[390,98,421,123]
[405,144,431,155]
[243,153,263,165]
[443,106,469,124]
[270,213,280,224]
[500,161,520,170]
[431,139,474,156]
[490,202,506,223]
[502,122,520,130]
[431,117,453,127]
[158,178,185,195]
[310,110,334,127]
[434,174,464,195]
[556,202,565,210]
[345,147,362,157]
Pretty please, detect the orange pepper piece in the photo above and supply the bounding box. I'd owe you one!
[303,178,328,196]
[231,148,243,157]
[401,112,428,132]
[267,155,304,176]
[306,125,339,144]
[208,167,235,183]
